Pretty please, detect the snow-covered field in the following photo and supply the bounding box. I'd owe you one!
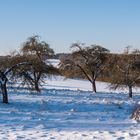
[0,75,140,140]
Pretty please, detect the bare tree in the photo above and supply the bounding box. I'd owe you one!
[110,51,140,98]
[17,35,57,92]
[0,61,30,103]
[60,43,109,92]
[12,55,57,92]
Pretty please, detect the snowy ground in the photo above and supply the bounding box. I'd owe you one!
[0,76,140,140]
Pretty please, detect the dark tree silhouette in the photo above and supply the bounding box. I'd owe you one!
[0,62,30,103]
[18,35,56,92]
[60,43,109,92]
[109,51,140,98]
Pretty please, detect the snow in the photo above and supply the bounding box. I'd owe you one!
[0,59,140,139]
[47,59,60,68]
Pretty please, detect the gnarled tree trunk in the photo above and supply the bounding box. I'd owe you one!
[129,86,132,98]
[1,83,8,104]
[92,81,96,93]
[0,71,8,103]
[34,81,40,92]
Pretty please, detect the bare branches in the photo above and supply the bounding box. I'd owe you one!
[4,62,31,75]
[60,43,109,92]
[21,35,54,60]
[109,52,140,98]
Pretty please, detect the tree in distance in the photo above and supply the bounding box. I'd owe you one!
[109,49,140,98]
[60,43,110,92]
[17,35,57,92]
[0,58,31,104]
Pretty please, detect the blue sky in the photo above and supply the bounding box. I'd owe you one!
[0,0,140,55]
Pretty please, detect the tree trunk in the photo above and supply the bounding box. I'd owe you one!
[129,86,132,98]
[92,81,96,93]
[1,84,8,104]
[34,82,40,92]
